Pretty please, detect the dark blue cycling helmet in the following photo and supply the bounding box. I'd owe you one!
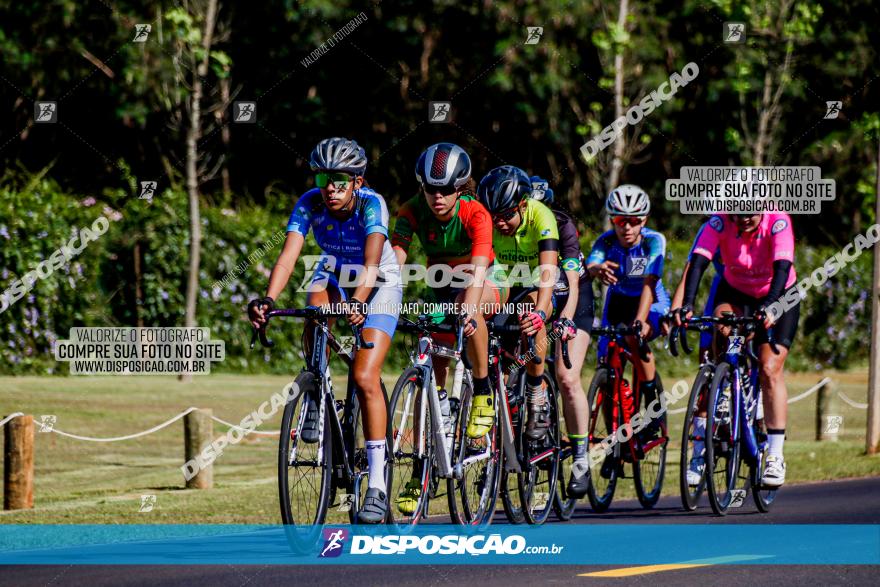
[477,165,532,213]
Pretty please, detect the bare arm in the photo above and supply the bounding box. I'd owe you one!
[266,232,305,301]
[559,269,579,320]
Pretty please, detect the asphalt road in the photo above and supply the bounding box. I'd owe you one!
[2,477,878,587]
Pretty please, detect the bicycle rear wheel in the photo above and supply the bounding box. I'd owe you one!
[519,372,560,525]
[388,367,433,525]
[751,414,778,512]
[585,367,618,512]
[633,373,667,509]
[705,363,742,516]
[680,364,713,511]
[279,372,331,549]
[450,379,501,528]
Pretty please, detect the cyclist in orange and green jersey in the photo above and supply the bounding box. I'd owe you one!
[478,165,560,442]
[391,143,509,513]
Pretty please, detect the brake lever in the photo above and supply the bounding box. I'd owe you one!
[680,321,693,355]
[561,339,572,369]
[668,325,680,357]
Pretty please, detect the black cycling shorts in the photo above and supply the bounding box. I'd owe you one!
[553,277,595,332]
[713,278,800,349]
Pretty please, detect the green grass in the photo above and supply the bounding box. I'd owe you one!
[1,367,878,524]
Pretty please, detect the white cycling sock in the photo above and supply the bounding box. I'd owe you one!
[768,431,785,460]
[693,417,707,460]
[366,440,387,493]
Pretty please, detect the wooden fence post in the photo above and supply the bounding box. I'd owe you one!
[4,415,35,510]
[816,380,840,441]
[184,409,213,489]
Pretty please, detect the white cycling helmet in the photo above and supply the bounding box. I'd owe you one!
[606,184,650,216]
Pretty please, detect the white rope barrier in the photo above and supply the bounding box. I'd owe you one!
[787,377,832,404]
[50,407,200,442]
[838,391,869,410]
[0,412,25,428]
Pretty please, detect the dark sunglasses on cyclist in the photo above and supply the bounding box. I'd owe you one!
[612,216,643,227]
[423,184,458,197]
[492,206,519,223]
[315,172,353,190]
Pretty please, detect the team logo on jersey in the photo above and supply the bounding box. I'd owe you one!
[541,228,552,236]
[708,216,724,232]
[627,257,648,276]
[771,219,788,235]
[427,230,437,242]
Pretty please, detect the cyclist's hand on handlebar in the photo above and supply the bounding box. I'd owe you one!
[556,317,577,341]
[674,304,693,328]
[520,309,546,337]
[755,307,775,330]
[345,298,368,327]
[462,313,478,338]
[659,312,673,336]
[591,261,619,285]
[247,296,274,329]
[634,318,651,340]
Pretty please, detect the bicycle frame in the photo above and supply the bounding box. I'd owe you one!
[717,329,763,468]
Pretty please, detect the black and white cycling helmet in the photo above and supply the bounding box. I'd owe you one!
[477,165,532,212]
[606,184,650,216]
[309,137,368,176]
[415,143,472,192]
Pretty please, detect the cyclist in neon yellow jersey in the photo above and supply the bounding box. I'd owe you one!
[477,165,559,441]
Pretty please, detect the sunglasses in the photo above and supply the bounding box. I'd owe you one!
[423,184,458,197]
[492,206,519,223]
[612,216,644,227]
[315,172,353,190]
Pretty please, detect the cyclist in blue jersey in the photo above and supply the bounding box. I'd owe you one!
[587,185,670,443]
[248,137,401,524]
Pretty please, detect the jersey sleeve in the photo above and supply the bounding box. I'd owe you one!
[531,201,559,242]
[461,200,494,259]
[362,193,390,238]
[692,215,723,260]
[586,232,611,265]
[645,232,666,277]
[390,200,417,253]
[286,193,313,236]
[687,222,708,262]
[769,214,795,262]
[555,211,583,272]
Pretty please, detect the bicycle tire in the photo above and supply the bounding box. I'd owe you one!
[279,372,331,549]
[680,364,713,511]
[705,362,742,516]
[519,372,560,525]
[633,372,667,509]
[585,367,618,513]
[450,379,501,528]
[553,377,578,521]
[751,408,778,512]
[387,367,433,525]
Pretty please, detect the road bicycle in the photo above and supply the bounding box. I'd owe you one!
[388,313,502,528]
[489,311,567,526]
[669,313,778,515]
[584,322,667,512]
[251,306,392,547]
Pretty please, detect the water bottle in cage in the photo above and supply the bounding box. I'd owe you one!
[438,386,452,436]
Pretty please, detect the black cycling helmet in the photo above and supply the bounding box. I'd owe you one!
[477,165,532,213]
[415,143,472,192]
[309,137,368,176]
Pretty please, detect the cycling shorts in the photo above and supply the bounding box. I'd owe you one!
[598,290,669,359]
[552,277,595,332]
[307,267,402,339]
[713,278,799,349]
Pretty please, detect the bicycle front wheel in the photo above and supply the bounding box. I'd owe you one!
[450,378,501,528]
[388,367,433,525]
[279,372,332,532]
[680,364,713,511]
[585,367,617,512]
[633,373,667,509]
[705,363,742,516]
[519,372,560,525]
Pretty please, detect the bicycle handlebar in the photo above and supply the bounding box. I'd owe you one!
[668,313,779,357]
[590,322,650,361]
[249,306,373,350]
